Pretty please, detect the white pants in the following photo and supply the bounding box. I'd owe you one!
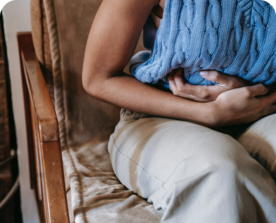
[108,109,276,223]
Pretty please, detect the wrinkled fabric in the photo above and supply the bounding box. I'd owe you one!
[109,110,276,223]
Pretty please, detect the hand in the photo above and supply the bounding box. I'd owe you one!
[210,84,276,127]
[168,69,247,102]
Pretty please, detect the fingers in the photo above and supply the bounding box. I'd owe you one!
[170,69,251,102]
[245,84,268,98]
[170,68,201,95]
[173,69,185,91]
[260,104,276,118]
[261,91,276,107]
[168,69,212,102]
[168,68,186,94]
[168,70,177,92]
[200,70,246,88]
[200,71,227,85]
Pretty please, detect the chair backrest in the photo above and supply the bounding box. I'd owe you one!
[31,0,145,149]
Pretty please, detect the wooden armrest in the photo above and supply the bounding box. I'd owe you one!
[18,33,69,223]
[18,34,58,143]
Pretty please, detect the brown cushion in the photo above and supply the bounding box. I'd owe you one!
[31,0,54,101]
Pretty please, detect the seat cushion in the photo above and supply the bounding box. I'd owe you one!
[63,141,162,223]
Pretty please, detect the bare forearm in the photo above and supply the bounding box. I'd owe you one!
[83,0,214,127]
[83,0,276,128]
[86,73,215,126]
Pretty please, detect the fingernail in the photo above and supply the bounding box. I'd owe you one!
[200,71,208,76]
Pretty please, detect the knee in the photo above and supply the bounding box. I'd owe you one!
[175,133,249,185]
[169,143,246,189]
[210,155,241,183]
[197,138,248,184]
[200,134,248,179]
[160,149,245,212]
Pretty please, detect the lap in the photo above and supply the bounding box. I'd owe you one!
[108,110,276,221]
[108,110,276,198]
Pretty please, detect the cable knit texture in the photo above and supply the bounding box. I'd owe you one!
[132,0,276,86]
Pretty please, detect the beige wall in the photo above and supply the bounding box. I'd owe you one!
[2,0,39,222]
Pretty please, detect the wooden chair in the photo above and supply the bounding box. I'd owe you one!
[19,0,161,222]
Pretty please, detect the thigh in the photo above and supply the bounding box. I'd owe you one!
[238,114,276,181]
[108,110,259,199]
[108,110,276,222]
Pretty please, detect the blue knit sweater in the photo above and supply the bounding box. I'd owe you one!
[131,0,276,87]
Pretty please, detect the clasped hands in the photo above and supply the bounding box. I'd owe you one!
[168,69,276,126]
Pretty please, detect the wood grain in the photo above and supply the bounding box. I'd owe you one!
[18,32,36,189]
[18,33,69,223]
[20,36,59,143]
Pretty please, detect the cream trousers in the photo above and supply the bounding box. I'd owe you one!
[108,109,276,223]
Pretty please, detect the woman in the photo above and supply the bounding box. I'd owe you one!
[82,0,276,222]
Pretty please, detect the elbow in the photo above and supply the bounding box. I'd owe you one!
[82,70,91,93]
[82,70,99,97]
[82,67,111,100]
